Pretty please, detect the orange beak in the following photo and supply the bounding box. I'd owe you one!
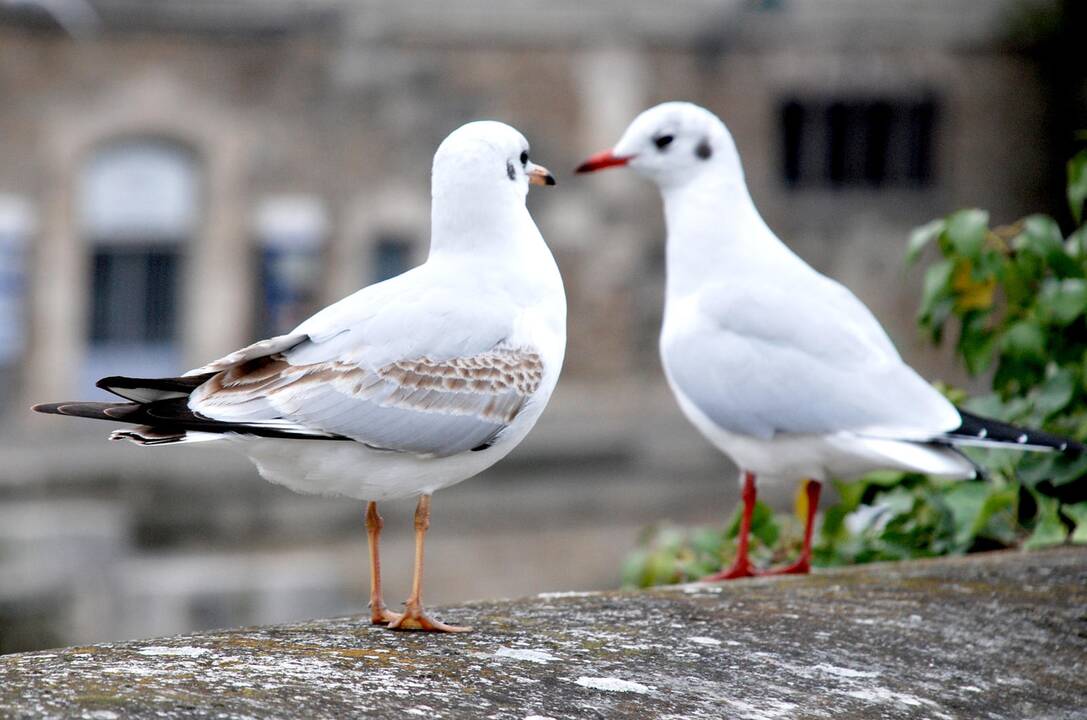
[527,163,557,186]
[575,150,633,174]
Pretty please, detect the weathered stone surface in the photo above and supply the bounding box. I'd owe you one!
[1,547,1084,719]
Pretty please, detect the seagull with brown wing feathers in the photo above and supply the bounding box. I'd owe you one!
[35,120,565,633]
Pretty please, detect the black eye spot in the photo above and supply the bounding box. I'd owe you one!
[653,134,674,150]
[520,151,529,165]
[506,160,516,181]
[695,138,713,160]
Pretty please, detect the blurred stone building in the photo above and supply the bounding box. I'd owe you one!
[0,0,1068,651]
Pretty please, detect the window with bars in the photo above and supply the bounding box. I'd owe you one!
[79,138,198,392]
[89,246,180,345]
[781,96,937,189]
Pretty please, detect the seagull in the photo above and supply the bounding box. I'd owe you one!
[34,120,565,632]
[577,101,1082,580]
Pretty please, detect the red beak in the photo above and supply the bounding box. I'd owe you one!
[575,150,632,174]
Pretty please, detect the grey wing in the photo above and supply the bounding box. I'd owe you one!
[665,282,960,441]
[188,343,545,456]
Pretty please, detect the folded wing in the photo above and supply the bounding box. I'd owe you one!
[665,280,961,441]
[189,342,544,456]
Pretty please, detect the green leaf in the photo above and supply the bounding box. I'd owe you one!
[876,487,918,518]
[644,549,678,585]
[1066,226,1087,261]
[1023,493,1068,549]
[726,500,777,546]
[974,487,1019,546]
[1034,368,1076,418]
[1045,452,1087,487]
[1016,452,1056,488]
[1068,149,1087,225]
[1000,320,1046,363]
[832,478,868,513]
[943,482,989,548]
[1015,214,1064,257]
[957,312,996,375]
[1015,215,1080,278]
[750,501,780,547]
[690,527,724,556]
[962,392,1012,420]
[1061,501,1087,544]
[861,470,910,488]
[621,549,649,588]
[907,219,946,264]
[919,259,955,332]
[1037,278,1087,326]
[944,209,989,260]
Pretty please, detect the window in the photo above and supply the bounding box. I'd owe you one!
[90,248,179,344]
[254,196,327,337]
[79,139,198,392]
[0,196,32,365]
[373,234,413,283]
[781,97,937,189]
[0,195,33,411]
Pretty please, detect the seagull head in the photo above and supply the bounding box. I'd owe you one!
[432,121,555,205]
[575,102,740,189]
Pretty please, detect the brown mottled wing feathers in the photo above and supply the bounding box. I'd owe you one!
[378,350,543,422]
[190,345,544,455]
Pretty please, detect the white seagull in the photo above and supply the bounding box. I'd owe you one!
[35,120,566,632]
[577,101,1081,580]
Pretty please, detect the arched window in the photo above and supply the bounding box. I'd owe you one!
[79,139,199,391]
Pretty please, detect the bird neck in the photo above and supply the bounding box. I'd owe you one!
[660,172,785,298]
[428,183,527,257]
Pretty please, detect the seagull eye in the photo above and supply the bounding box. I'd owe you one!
[653,135,674,150]
[520,151,529,165]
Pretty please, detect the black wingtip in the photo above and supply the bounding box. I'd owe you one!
[29,400,141,422]
[32,402,63,415]
[952,408,1085,454]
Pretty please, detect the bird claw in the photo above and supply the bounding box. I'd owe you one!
[757,557,811,576]
[369,605,403,626]
[702,560,756,582]
[387,604,471,633]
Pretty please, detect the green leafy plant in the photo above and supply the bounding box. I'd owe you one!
[623,149,1087,588]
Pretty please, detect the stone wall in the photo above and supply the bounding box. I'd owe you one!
[2,548,1084,719]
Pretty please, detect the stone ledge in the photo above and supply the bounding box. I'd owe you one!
[2,547,1085,719]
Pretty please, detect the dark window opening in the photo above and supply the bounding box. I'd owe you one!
[781,101,805,186]
[374,235,413,282]
[257,246,322,338]
[781,96,937,189]
[89,245,180,345]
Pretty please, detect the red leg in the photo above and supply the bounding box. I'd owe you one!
[703,471,757,581]
[760,479,822,576]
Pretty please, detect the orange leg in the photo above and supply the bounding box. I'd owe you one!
[388,495,470,633]
[365,502,402,625]
[703,471,757,581]
[759,479,821,576]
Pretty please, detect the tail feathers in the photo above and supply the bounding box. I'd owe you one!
[33,396,350,442]
[96,373,214,403]
[32,401,141,421]
[943,409,1084,454]
[109,426,220,446]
